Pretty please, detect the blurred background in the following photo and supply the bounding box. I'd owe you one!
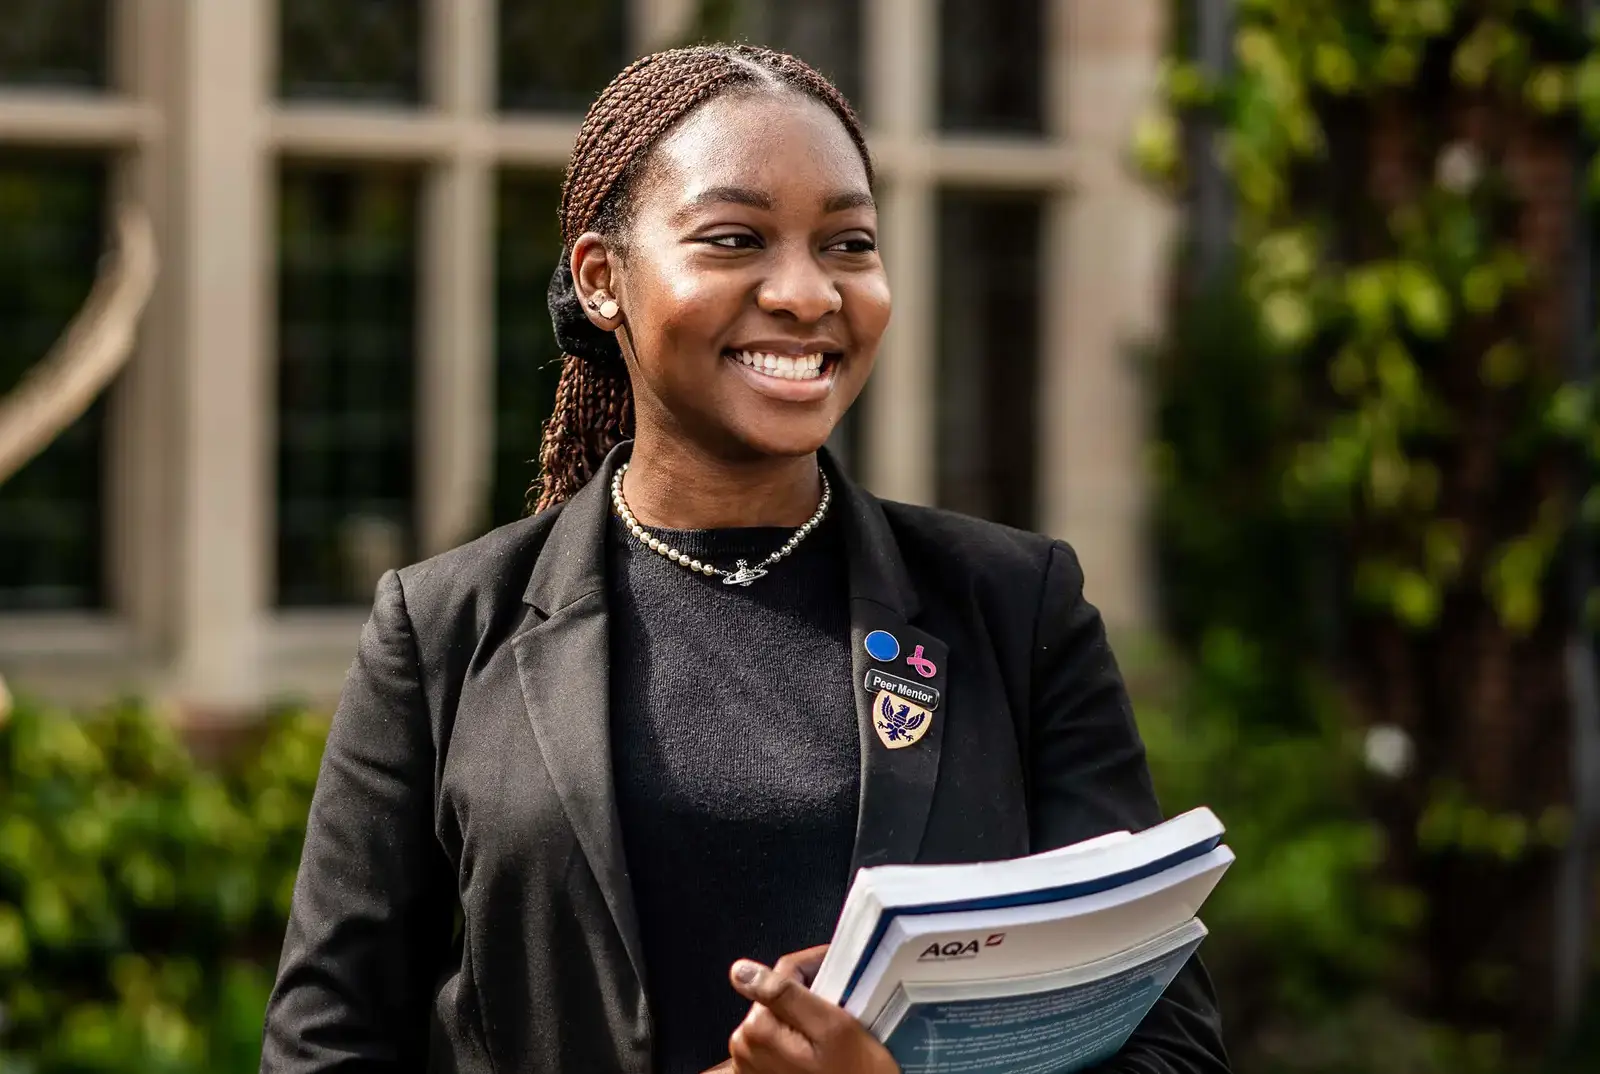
[0,0,1598,1072]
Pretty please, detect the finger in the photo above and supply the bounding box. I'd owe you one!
[771,944,830,988]
[730,960,841,1042]
[730,1004,811,1073]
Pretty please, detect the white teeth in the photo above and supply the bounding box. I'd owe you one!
[730,350,828,381]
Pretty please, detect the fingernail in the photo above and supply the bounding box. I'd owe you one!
[733,961,760,985]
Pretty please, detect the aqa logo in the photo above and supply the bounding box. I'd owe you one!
[918,940,982,961]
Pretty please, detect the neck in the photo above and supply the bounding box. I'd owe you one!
[621,433,824,530]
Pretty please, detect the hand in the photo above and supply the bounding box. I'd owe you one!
[725,954,899,1074]
[769,944,830,988]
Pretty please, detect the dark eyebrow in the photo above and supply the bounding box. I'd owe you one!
[680,186,774,215]
[823,190,876,214]
[674,186,877,221]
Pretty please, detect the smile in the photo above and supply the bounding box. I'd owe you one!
[726,349,829,381]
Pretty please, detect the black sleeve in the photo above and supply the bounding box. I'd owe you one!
[1028,541,1231,1074]
[261,570,455,1073]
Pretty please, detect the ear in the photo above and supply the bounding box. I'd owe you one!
[571,232,622,328]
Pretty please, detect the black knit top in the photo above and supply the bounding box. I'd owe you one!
[606,508,861,1074]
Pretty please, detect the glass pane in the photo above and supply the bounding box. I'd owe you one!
[935,191,1043,530]
[279,0,423,105]
[0,155,108,611]
[499,0,628,113]
[277,166,419,607]
[938,0,1045,134]
[704,0,865,118]
[0,0,110,91]
[491,172,565,526]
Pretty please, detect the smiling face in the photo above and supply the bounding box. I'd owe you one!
[573,87,890,463]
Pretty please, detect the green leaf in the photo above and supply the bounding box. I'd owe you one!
[1132,111,1181,179]
[1392,570,1441,629]
[1163,60,1212,107]
[1460,264,1502,315]
[1453,21,1499,87]
[1346,266,1392,335]
[1261,290,1316,350]
[1330,346,1368,397]
[1313,42,1358,94]
[0,902,29,970]
[1376,41,1421,85]
[1395,262,1451,338]
[1425,520,1467,582]
[1545,383,1592,437]
[1525,65,1569,114]
[1479,341,1525,387]
[1375,341,1422,407]
[1576,55,1600,125]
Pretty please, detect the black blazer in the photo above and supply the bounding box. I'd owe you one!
[261,446,1229,1074]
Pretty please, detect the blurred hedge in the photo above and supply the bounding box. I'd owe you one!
[1,679,1592,1074]
[0,697,326,1074]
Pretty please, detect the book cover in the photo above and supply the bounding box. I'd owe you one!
[873,921,1207,1074]
[814,808,1226,1007]
[843,847,1233,1026]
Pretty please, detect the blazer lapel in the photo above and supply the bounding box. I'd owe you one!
[508,445,950,981]
[511,447,647,992]
[833,455,949,874]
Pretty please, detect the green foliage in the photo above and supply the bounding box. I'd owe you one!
[0,697,327,1074]
[1139,657,1411,999]
[1140,1,1591,638]
[1135,0,1600,1067]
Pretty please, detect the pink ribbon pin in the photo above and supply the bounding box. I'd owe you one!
[906,644,937,679]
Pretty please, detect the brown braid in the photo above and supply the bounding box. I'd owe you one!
[532,44,874,513]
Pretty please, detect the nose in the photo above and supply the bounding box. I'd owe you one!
[755,243,842,323]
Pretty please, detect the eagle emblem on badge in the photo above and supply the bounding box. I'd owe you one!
[873,690,933,749]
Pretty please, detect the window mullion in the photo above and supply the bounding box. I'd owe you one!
[109,0,179,653]
[418,0,494,554]
[863,0,936,505]
[1045,0,1169,632]
[171,0,272,706]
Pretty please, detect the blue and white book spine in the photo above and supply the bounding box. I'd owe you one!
[870,920,1207,1074]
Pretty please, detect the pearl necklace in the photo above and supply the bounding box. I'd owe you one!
[610,462,832,586]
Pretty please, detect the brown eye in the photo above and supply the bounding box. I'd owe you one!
[828,237,877,254]
[703,233,763,250]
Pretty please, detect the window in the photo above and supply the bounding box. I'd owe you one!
[938,0,1045,134]
[499,0,628,113]
[0,0,110,91]
[0,0,1140,696]
[276,166,420,607]
[492,172,565,527]
[0,155,108,611]
[278,0,424,105]
[715,0,865,115]
[935,190,1043,530]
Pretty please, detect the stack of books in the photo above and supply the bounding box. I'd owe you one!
[811,807,1232,1074]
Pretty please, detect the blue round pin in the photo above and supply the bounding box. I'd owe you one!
[864,630,901,662]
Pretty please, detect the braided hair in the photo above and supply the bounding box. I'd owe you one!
[533,44,873,512]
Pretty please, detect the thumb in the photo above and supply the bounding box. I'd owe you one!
[730,960,833,1039]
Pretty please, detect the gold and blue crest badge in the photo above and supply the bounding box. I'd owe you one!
[872,689,933,750]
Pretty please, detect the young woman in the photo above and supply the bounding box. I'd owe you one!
[261,45,1228,1074]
